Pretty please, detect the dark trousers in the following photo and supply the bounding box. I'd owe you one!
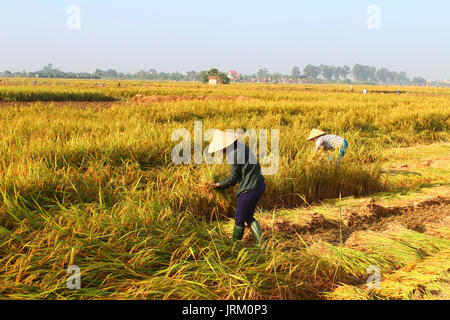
[235,182,266,228]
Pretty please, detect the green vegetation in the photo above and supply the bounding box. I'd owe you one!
[200,68,230,84]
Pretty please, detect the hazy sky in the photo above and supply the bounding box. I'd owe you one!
[1,0,449,79]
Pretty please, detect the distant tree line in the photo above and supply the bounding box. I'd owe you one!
[0,63,442,87]
[0,64,203,82]
[244,64,429,86]
[0,64,96,80]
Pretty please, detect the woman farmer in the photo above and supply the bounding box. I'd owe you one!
[208,130,266,248]
[307,129,349,160]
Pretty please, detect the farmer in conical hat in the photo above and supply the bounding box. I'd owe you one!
[208,130,266,248]
[307,129,349,159]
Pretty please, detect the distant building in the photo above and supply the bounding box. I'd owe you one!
[227,70,241,81]
[208,76,218,85]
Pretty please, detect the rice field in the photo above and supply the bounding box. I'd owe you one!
[0,79,449,299]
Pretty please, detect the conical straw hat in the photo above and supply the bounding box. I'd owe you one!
[307,129,326,141]
[208,130,240,154]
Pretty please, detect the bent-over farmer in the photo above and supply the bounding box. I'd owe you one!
[208,130,266,248]
[308,129,349,160]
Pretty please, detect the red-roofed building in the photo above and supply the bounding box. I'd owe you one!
[227,70,241,81]
[208,76,218,85]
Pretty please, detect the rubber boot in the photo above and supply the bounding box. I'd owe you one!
[249,220,265,249]
[232,225,244,242]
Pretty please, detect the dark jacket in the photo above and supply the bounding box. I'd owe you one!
[218,142,265,198]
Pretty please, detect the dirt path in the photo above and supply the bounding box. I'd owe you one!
[382,142,450,171]
[246,142,450,246]
[249,191,450,246]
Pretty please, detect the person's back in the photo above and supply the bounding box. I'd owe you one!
[315,134,346,152]
[220,141,265,198]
